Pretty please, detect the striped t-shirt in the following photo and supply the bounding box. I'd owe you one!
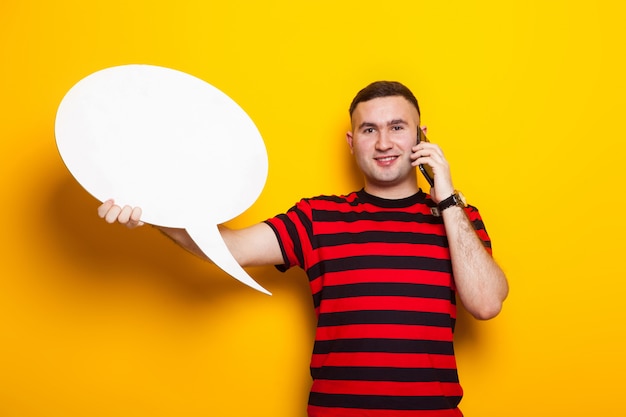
[265,189,492,417]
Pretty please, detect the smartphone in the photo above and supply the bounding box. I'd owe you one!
[416,129,435,187]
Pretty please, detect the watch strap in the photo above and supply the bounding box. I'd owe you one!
[437,191,466,213]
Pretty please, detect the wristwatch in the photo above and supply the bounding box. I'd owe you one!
[437,191,467,213]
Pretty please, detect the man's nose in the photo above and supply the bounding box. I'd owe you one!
[375,132,393,150]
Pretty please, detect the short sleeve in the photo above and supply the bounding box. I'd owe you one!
[264,199,315,271]
[465,205,493,254]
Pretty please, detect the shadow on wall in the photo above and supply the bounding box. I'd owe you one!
[42,172,312,306]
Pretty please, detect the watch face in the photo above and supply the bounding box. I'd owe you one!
[457,191,467,207]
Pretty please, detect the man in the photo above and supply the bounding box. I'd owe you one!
[99,81,508,416]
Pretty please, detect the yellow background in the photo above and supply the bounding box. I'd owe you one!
[2,1,625,416]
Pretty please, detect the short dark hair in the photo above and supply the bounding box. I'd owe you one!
[349,81,420,118]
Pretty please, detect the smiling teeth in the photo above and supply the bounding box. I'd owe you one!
[377,156,395,162]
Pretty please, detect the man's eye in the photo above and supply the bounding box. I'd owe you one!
[363,128,375,133]
[392,125,403,131]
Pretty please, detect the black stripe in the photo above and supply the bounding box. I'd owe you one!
[316,231,449,248]
[320,282,453,301]
[317,310,454,328]
[472,218,485,231]
[309,392,462,410]
[308,256,452,281]
[355,189,430,209]
[312,194,356,204]
[293,207,314,246]
[311,366,459,383]
[314,209,442,224]
[276,213,305,268]
[312,282,456,311]
[313,338,455,355]
[311,282,454,310]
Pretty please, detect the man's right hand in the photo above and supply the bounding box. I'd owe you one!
[97,199,144,228]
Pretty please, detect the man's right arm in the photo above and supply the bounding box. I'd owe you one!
[97,199,284,268]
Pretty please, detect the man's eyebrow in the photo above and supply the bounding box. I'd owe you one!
[357,119,409,130]
[358,119,409,129]
[357,121,378,130]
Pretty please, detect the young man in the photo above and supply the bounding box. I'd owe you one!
[99,81,508,416]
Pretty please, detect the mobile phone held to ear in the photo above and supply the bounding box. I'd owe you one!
[416,129,435,187]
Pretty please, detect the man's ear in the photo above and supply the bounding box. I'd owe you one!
[346,131,354,154]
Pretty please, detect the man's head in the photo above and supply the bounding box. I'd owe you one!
[349,81,420,120]
[346,81,422,199]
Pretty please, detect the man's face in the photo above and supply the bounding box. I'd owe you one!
[346,95,420,198]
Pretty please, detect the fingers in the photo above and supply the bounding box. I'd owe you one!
[97,199,115,219]
[411,142,445,166]
[117,205,133,223]
[128,207,144,228]
[411,142,454,194]
[97,199,144,228]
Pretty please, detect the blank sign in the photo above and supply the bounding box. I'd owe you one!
[55,64,270,295]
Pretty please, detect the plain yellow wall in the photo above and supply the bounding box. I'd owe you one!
[2,1,625,416]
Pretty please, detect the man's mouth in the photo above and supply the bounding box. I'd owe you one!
[375,155,398,165]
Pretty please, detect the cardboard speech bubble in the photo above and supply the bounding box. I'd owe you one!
[55,64,270,295]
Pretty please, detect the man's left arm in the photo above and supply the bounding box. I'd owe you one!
[441,205,509,320]
[413,138,509,320]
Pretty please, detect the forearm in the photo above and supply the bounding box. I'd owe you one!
[442,206,509,320]
[97,201,282,268]
[155,223,283,268]
[153,225,253,264]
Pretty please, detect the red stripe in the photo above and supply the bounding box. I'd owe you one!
[311,380,462,397]
[316,268,454,287]
[310,352,457,369]
[315,324,453,342]
[319,296,456,316]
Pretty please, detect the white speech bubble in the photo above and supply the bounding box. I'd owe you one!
[55,64,271,295]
